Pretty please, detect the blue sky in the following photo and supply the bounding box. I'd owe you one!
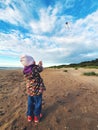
[0,0,98,67]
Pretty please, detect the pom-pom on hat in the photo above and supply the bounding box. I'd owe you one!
[20,55,35,66]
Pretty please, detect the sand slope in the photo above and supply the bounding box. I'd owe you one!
[0,68,98,130]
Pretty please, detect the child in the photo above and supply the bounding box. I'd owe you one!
[20,55,46,123]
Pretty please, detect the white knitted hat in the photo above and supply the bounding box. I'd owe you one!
[20,55,35,66]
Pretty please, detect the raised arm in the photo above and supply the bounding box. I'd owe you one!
[37,61,43,72]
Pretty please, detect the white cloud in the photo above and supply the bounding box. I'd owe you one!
[0,1,98,67]
[0,0,11,5]
[0,5,24,25]
[0,0,34,28]
[64,0,76,9]
[81,52,98,58]
[29,6,57,34]
[0,8,98,66]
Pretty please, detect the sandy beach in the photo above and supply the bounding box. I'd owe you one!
[0,68,98,130]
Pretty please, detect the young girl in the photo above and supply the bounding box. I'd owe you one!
[20,55,46,123]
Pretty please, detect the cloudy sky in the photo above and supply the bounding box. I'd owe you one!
[0,0,98,67]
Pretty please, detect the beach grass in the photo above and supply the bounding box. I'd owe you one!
[83,71,98,76]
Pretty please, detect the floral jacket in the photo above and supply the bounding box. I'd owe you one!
[23,64,46,96]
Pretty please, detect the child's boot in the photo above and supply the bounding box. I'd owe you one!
[27,116,32,122]
[34,116,39,123]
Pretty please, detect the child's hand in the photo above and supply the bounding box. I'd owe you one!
[39,88,44,93]
[34,61,36,65]
[38,61,42,66]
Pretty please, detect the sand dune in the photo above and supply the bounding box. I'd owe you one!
[0,68,98,130]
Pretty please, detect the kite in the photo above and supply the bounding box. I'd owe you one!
[65,22,70,30]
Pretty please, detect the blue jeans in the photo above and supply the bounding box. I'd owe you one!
[27,94,42,116]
